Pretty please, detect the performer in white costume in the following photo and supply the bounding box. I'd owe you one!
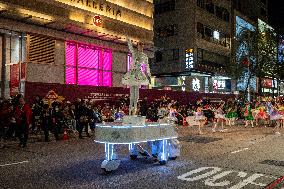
[122,39,151,115]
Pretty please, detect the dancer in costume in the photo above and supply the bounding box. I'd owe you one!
[212,101,225,132]
[244,102,254,128]
[255,103,268,127]
[269,102,283,135]
[227,102,238,126]
[195,107,207,134]
[122,38,151,115]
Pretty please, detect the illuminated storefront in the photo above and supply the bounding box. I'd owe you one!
[0,0,154,98]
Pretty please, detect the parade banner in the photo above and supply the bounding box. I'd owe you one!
[24,82,235,104]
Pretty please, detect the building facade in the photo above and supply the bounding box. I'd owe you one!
[152,0,268,94]
[0,0,154,98]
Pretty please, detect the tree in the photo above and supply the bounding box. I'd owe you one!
[229,26,279,99]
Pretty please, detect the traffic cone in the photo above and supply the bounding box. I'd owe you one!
[63,128,69,141]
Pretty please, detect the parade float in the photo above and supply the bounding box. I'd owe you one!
[94,39,180,172]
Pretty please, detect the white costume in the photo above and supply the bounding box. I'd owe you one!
[215,107,225,119]
[122,39,151,115]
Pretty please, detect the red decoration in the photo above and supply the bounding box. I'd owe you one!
[93,15,102,27]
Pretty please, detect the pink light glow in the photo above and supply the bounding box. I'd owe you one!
[127,54,132,71]
[78,46,99,68]
[78,69,99,86]
[66,43,76,84]
[66,67,76,84]
[66,42,112,86]
[66,43,76,66]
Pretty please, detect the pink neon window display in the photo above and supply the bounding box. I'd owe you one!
[65,42,112,86]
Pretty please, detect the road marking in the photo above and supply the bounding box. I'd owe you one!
[0,161,29,167]
[177,166,276,189]
[231,148,249,154]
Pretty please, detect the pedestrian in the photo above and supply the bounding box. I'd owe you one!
[50,102,64,141]
[14,97,32,148]
[42,104,51,142]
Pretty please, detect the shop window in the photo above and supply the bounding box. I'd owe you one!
[65,42,112,86]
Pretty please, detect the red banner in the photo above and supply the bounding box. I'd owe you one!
[10,64,20,96]
[24,82,235,105]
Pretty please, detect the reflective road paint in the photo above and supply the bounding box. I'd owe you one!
[231,148,249,154]
[0,161,29,167]
[178,166,277,189]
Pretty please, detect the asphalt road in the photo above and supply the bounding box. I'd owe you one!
[0,125,283,189]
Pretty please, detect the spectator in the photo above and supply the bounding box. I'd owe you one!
[14,97,32,148]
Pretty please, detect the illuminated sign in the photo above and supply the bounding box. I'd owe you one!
[192,78,200,92]
[93,15,102,26]
[213,80,225,90]
[70,0,121,17]
[185,48,194,69]
[181,76,186,91]
[213,31,220,40]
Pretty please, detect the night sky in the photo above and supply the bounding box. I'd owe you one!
[268,0,284,31]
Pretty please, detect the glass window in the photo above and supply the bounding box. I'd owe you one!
[65,42,112,86]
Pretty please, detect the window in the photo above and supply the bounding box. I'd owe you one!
[222,10,229,22]
[156,24,178,38]
[198,48,229,65]
[155,51,163,62]
[205,3,214,14]
[65,42,112,86]
[204,27,213,39]
[197,0,205,8]
[154,0,175,15]
[197,22,204,37]
[172,48,179,60]
[215,6,223,19]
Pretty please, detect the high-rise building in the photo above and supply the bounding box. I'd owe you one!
[0,0,154,98]
[152,0,268,93]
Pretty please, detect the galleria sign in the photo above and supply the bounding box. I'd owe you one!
[70,0,122,17]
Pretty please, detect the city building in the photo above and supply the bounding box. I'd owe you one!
[0,0,154,98]
[152,0,269,94]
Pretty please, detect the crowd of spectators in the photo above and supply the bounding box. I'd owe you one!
[1,94,282,148]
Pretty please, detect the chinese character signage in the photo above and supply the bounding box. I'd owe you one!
[185,48,194,69]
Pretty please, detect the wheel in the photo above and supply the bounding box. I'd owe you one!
[130,155,138,160]
[169,156,177,160]
[159,160,167,165]
[101,168,112,174]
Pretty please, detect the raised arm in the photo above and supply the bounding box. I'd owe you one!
[126,38,134,53]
